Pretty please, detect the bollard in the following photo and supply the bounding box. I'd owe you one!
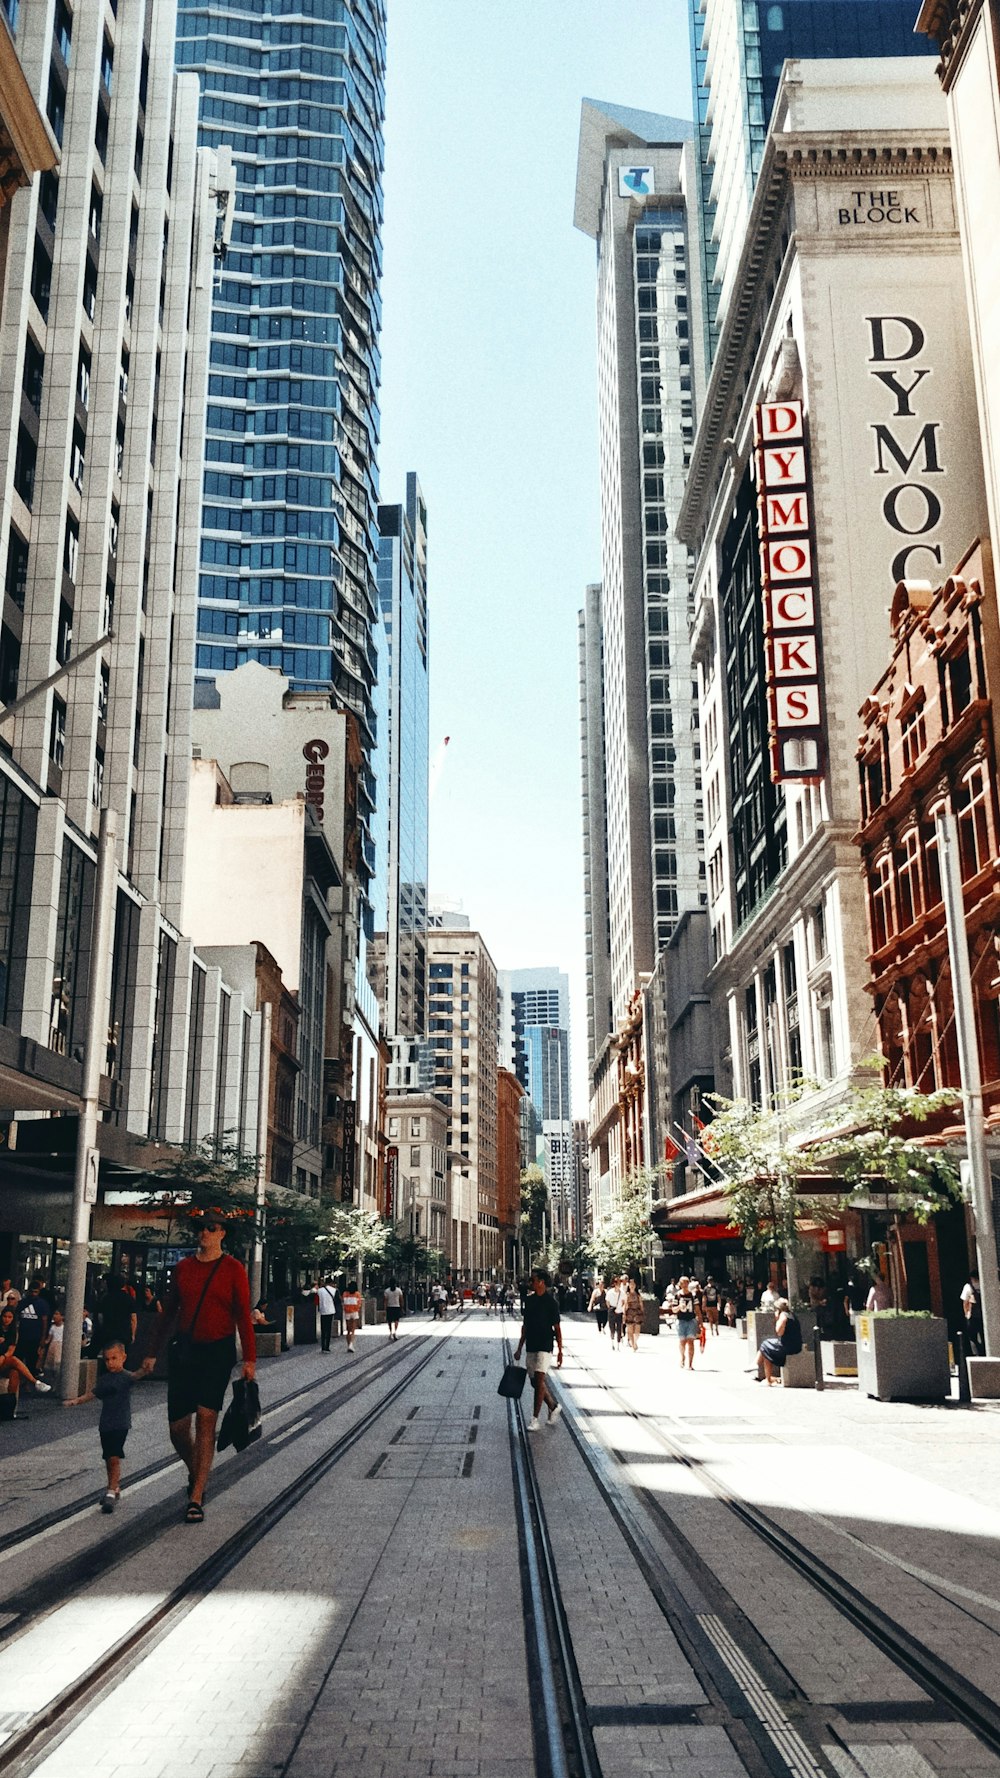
[957,1327,972,1405]
[813,1323,825,1391]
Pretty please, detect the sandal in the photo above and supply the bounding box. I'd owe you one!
[184,1501,205,1523]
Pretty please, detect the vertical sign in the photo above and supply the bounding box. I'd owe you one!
[385,1144,398,1222]
[341,1100,356,1203]
[753,400,825,781]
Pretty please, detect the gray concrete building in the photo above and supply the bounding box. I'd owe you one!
[425,925,498,1277]
[0,2,266,1281]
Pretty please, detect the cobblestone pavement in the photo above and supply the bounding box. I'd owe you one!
[1,1309,998,1778]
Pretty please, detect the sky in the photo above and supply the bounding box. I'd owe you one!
[378,0,693,1112]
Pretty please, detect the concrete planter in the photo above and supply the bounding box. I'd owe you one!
[641,1293,660,1336]
[854,1312,950,1402]
[967,1357,1000,1401]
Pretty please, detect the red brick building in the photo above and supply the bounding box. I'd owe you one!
[856,541,1000,1308]
[497,1067,524,1273]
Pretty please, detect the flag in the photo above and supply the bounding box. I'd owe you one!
[664,1135,681,1164]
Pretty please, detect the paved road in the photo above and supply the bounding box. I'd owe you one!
[0,1309,997,1778]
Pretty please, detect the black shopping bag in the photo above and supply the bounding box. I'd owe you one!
[217,1377,262,1452]
[497,1362,528,1400]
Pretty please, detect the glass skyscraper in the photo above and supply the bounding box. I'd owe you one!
[689,0,937,362]
[176,1,386,734]
[376,475,430,1043]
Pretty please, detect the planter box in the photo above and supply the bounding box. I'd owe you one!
[641,1293,660,1336]
[828,1340,858,1376]
[855,1313,950,1401]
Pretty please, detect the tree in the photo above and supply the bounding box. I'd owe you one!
[705,1069,962,1257]
[519,1165,548,1261]
[134,1134,257,1254]
[316,1204,391,1283]
[588,1168,657,1277]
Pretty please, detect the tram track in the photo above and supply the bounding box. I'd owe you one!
[561,1348,1000,1769]
[0,1333,430,1567]
[0,1327,452,1778]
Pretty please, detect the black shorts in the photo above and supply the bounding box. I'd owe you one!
[386,1308,401,1324]
[100,1428,127,1460]
[167,1336,236,1421]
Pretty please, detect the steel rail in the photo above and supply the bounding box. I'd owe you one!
[565,1350,1000,1764]
[0,1331,449,1778]
[502,1331,600,1778]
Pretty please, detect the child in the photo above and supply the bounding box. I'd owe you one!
[65,1340,150,1512]
[37,1307,65,1381]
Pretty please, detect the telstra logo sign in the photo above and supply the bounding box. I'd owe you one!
[618,165,654,198]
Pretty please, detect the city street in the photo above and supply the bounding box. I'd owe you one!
[1,1309,998,1778]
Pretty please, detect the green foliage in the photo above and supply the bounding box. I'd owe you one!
[134,1134,257,1251]
[263,1190,324,1266]
[587,1168,657,1275]
[519,1165,548,1259]
[316,1203,390,1278]
[870,1308,934,1319]
[706,1067,962,1254]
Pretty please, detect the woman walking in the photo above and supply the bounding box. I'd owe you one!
[674,1276,701,1371]
[622,1277,644,1351]
[588,1279,608,1335]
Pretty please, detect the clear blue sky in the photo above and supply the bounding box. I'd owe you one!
[378,0,692,1112]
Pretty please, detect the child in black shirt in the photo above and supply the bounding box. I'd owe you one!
[65,1339,151,1512]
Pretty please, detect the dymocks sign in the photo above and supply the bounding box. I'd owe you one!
[753,399,824,783]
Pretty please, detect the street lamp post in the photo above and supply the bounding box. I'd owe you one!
[936,809,1000,1355]
[59,809,119,1401]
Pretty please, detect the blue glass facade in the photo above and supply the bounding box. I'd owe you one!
[176,0,385,730]
[689,0,937,364]
[376,475,429,1040]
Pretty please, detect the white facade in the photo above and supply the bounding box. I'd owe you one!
[386,1092,450,1266]
[679,60,989,1115]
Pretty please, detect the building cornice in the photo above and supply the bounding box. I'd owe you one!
[915,0,988,91]
[0,22,58,204]
[677,128,952,546]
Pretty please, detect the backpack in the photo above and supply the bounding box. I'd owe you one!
[782,1314,803,1355]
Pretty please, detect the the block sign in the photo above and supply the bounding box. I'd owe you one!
[753,399,824,783]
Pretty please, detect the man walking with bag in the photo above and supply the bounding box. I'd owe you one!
[514,1267,563,1432]
[144,1215,255,1523]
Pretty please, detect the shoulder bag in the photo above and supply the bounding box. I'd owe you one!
[168,1258,223,1365]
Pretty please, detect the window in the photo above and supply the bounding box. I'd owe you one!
[896,828,923,930]
[13,427,36,508]
[70,427,86,490]
[5,530,28,610]
[78,347,91,409]
[89,185,102,244]
[956,766,992,880]
[948,647,973,721]
[410,1117,421,1137]
[901,700,926,772]
[31,240,51,320]
[870,852,894,950]
[409,1146,420,1168]
[49,696,66,769]
[22,335,44,411]
[56,600,72,666]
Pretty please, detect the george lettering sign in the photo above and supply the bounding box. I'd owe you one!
[302,737,329,823]
[753,399,824,782]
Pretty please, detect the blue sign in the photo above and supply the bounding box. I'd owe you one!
[618,165,654,198]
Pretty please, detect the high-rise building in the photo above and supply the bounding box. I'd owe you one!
[175,1,386,733]
[426,926,498,1276]
[498,967,572,1237]
[0,3,265,1252]
[575,104,709,1200]
[375,473,429,1043]
[689,0,937,359]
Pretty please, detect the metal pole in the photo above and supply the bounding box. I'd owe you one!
[59,810,118,1401]
[249,1000,272,1308]
[936,808,1000,1356]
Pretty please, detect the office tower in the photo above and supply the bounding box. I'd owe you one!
[689,0,937,358]
[376,473,429,1042]
[426,926,498,1276]
[176,1,386,733]
[0,4,262,1217]
[498,967,572,1235]
[575,104,709,1196]
[578,584,611,1066]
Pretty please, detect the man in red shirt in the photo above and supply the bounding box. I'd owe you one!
[145,1216,255,1522]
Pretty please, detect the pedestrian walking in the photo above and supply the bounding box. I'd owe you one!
[675,1276,701,1370]
[64,1339,152,1511]
[755,1298,802,1385]
[703,1276,720,1336]
[588,1279,608,1334]
[622,1277,644,1351]
[759,1281,778,1310]
[144,1215,256,1523]
[15,1278,51,1374]
[97,1276,138,1357]
[960,1271,984,1356]
[605,1277,624,1350]
[341,1279,362,1352]
[866,1274,893,1312]
[0,1305,52,1410]
[37,1307,65,1382]
[513,1267,563,1432]
[383,1279,404,1341]
[317,1277,338,1352]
